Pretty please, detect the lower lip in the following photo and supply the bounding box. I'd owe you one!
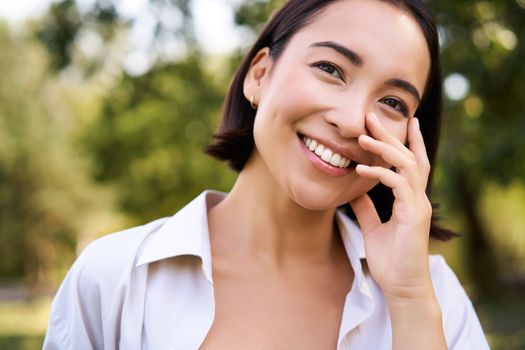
[298,135,353,177]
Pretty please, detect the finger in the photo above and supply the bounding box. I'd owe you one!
[365,113,413,159]
[356,164,414,202]
[358,135,422,189]
[350,193,381,234]
[408,118,431,183]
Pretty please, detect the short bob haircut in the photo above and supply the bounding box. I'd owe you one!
[206,0,456,240]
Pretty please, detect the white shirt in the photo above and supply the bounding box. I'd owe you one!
[43,190,490,350]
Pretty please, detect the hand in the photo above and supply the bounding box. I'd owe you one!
[350,113,434,301]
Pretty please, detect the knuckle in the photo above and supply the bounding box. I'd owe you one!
[422,158,431,172]
[398,176,410,188]
[405,159,418,172]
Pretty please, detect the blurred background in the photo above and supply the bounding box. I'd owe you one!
[0,0,524,348]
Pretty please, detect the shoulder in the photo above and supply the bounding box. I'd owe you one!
[428,254,472,320]
[55,217,170,304]
[54,217,172,311]
[428,255,490,349]
[44,218,169,349]
[428,255,464,296]
[73,218,167,281]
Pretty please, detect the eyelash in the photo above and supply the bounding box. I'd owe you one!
[313,61,345,81]
[380,97,409,117]
[313,62,409,118]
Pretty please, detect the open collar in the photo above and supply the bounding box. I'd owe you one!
[136,190,226,283]
[335,210,366,260]
[335,210,374,345]
[136,190,370,300]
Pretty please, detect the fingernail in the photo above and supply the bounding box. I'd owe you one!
[356,164,368,171]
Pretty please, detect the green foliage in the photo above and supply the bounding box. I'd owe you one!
[426,0,525,295]
[35,0,82,70]
[0,23,64,280]
[0,22,113,285]
[234,0,287,35]
[0,335,45,350]
[35,0,119,71]
[431,0,525,186]
[82,57,235,222]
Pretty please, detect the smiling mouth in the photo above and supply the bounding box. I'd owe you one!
[299,134,356,169]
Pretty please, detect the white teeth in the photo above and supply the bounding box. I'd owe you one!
[330,153,341,166]
[301,135,352,168]
[338,157,346,168]
[321,149,332,162]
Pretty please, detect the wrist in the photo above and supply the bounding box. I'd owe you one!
[387,294,446,350]
[387,293,442,323]
[385,279,435,303]
[386,282,441,322]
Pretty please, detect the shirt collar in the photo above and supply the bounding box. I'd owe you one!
[335,210,366,260]
[136,190,226,282]
[335,209,370,296]
[136,191,370,291]
[335,210,374,344]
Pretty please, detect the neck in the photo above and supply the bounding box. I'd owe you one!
[208,154,341,268]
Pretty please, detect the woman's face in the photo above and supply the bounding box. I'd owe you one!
[246,0,431,210]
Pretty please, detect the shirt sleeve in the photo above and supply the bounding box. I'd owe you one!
[43,241,108,350]
[429,255,491,350]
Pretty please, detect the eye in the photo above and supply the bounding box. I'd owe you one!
[313,62,344,81]
[380,97,409,117]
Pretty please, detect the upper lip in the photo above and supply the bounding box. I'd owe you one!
[299,132,363,163]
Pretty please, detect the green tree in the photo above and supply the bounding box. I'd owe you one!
[430,0,525,297]
[82,58,234,223]
[0,22,114,291]
[33,0,236,223]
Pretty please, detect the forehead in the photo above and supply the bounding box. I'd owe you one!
[283,0,431,92]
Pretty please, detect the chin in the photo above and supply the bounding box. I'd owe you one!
[287,177,378,211]
[288,183,352,211]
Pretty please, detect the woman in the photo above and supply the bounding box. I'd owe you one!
[44,0,490,349]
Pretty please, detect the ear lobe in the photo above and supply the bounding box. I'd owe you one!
[243,47,273,104]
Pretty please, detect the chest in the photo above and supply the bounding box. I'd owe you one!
[200,262,352,350]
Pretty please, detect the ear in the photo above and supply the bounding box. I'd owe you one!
[243,47,273,107]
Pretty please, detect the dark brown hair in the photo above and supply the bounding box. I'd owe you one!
[206,0,456,240]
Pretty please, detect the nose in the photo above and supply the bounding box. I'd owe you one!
[323,91,369,138]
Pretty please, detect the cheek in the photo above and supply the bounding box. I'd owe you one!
[260,65,329,123]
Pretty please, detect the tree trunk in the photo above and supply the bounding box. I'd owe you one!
[456,167,500,298]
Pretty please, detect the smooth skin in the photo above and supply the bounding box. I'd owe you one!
[354,114,446,349]
[203,0,447,349]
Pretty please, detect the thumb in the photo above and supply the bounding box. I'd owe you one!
[350,194,381,234]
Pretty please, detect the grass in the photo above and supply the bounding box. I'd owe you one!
[0,298,50,337]
[0,296,523,349]
[476,294,525,350]
[0,336,45,350]
[0,298,49,350]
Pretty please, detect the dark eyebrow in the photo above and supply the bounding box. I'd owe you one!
[385,78,421,103]
[309,41,421,102]
[309,41,364,67]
